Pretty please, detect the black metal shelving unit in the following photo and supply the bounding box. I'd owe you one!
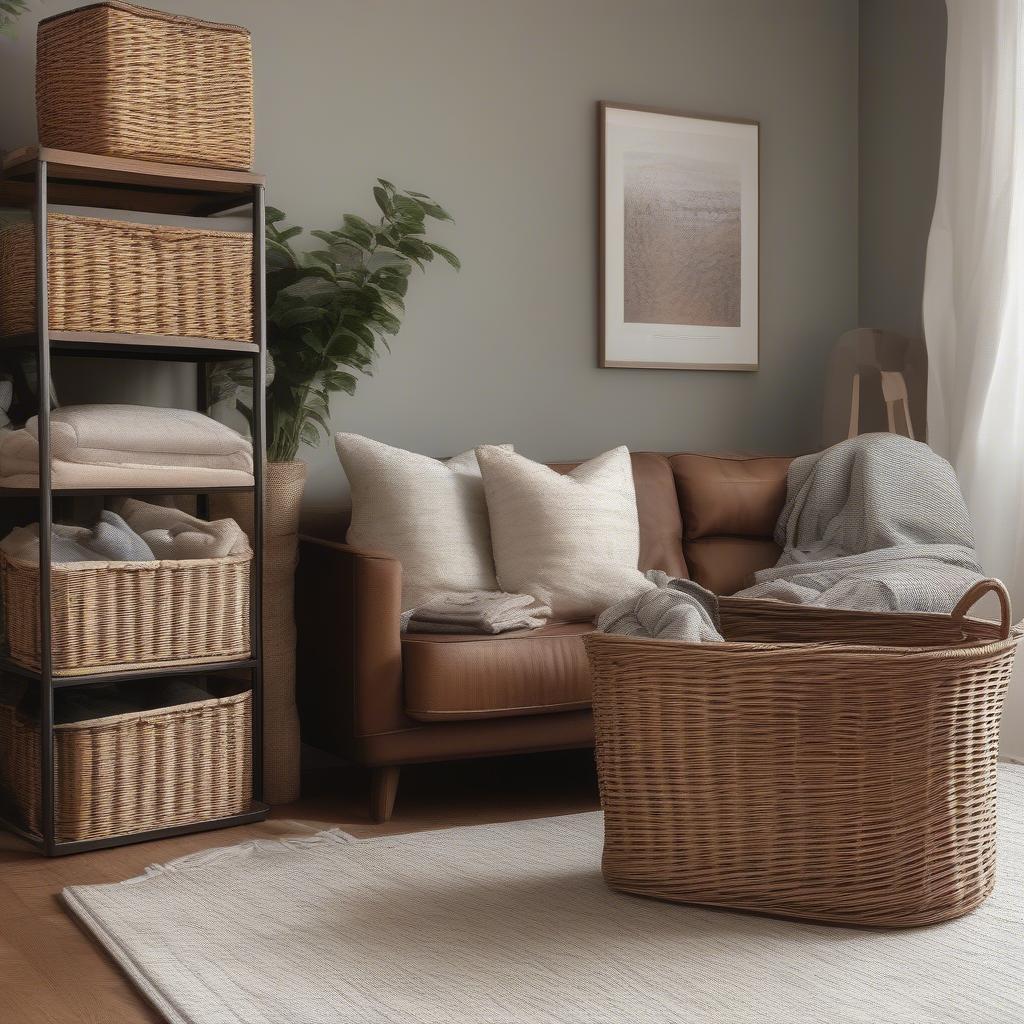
[0,146,270,855]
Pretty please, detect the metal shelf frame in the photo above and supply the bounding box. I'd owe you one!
[0,152,269,855]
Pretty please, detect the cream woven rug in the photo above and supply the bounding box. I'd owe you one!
[64,766,1024,1024]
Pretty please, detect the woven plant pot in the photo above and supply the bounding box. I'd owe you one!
[213,460,306,804]
[36,2,254,170]
[0,689,252,842]
[584,580,1022,928]
[0,214,253,342]
[0,552,252,676]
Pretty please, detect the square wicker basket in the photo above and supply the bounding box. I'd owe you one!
[0,688,252,842]
[36,1,254,170]
[0,552,252,676]
[0,213,253,342]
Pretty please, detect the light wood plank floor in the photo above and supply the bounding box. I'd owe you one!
[0,750,599,1024]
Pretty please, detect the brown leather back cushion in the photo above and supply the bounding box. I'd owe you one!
[683,537,782,595]
[669,454,792,540]
[548,452,687,578]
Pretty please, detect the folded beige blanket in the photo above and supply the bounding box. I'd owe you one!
[30,405,253,468]
[115,498,250,559]
[0,462,255,489]
[402,591,551,634]
[0,404,254,488]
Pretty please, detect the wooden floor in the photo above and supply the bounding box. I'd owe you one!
[0,749,600,1024]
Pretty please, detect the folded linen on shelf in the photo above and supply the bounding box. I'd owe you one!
[401,590,552,635]
[0,511,156,564]
[0,500,250,566]
[0,404,254,488]
[115,498,250,559]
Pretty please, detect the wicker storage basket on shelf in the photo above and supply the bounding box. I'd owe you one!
[0,689,252,842]
[583,579,1022,928]
[0,214,253,342]
[36,1,254,170]
[0,553,252,676]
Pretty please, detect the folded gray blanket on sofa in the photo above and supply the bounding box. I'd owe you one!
[598,433,984,642]
[402,590,551,634]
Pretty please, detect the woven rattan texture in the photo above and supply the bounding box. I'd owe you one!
[585,593,1021,927]
[1,553,252,676]
[36,1,254,170]
[0,690,252,842]
[0,214,253,342]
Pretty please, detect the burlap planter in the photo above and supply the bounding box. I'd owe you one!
[213,460,306,804]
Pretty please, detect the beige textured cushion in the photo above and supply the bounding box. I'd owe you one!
[335,433,510,611]
[476,445,654,621]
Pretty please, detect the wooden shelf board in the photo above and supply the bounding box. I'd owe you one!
[0,178,250,217]
[1,146,264,216]
[0,331,259,361]
[3,145,265,191]
[0,484,255,498]
[0,657,258,687]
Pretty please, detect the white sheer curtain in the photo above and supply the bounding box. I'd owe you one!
[923,0,1024,755]
[924,0,1024,605]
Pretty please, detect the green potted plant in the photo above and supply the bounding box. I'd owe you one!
[0,0,31,37]
[212,178,457,803]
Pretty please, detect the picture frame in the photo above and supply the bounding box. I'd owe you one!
[598,101,759,371]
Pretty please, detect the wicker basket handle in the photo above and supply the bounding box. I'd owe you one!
[951,579,1012,640]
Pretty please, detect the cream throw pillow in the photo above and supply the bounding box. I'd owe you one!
[476,444,654,621]
[335,433,509,611]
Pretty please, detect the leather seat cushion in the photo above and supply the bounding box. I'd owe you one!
[402,622,594,721]
[548,452,687,577]
[670,453,792,540]
[684,536,782,595]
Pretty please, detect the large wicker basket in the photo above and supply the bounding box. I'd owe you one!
[36,1,254,170]
[0,688,252,842]
[583,580,1022,927]
[1,552,252,676]
[0,213,253,342]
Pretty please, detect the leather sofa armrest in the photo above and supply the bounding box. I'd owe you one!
[295,536,410,759]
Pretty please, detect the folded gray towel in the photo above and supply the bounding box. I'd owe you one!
[402,590,552,635]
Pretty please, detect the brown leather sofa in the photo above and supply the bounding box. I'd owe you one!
[295,451,792,820]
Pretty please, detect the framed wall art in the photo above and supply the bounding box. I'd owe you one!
[599,102,759,370]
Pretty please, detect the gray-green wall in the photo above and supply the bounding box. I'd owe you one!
[2,0,861,528]
[858,0,947,338]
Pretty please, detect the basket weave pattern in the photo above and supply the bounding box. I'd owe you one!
[1,553,251,676]
[585,590,1021,927]
[0,691,252,842]
[36,1,254,170]
[0,214,253,341]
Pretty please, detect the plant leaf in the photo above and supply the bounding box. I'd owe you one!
[426,243,460,269]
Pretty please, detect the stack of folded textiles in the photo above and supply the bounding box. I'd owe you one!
[402,590,551,634]
[0,498,250,565]
[0,404,253,488]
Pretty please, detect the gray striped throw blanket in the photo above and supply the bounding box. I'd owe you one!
[599,433,983,642]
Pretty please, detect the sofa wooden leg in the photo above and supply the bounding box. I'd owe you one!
[370,766,401,822]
